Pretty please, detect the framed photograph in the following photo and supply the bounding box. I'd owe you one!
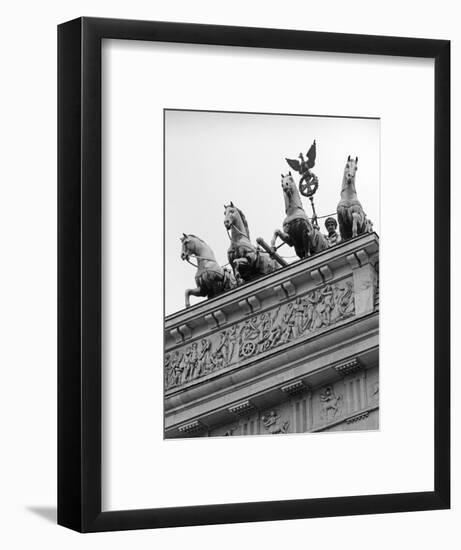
[58,17,450,532]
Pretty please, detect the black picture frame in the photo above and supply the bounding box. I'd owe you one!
[58,17,450,532]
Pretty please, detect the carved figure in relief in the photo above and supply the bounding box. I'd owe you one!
[265,324,282,349]
[293,298,305,339]
[320,285,334,325]
[301,294,315,332]
[190,343,200,379]
[216,331,231,364]
[210,349,224,372]
[308,291,324,331]
[227,325,239,364]
[181,346,192,382]
[320,385,342,421]
[170,350,184,387]
[330,286,344,322]
[254,307,278,351]
[164,353,172,386]
[198,338,212,376]
[336,156,373,241]
[224,202,278,284]
[261,410,290,434]
[280,303,296,343]
[256,313,271,352]
[333,280,354,319]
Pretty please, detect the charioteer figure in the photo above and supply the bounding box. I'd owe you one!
[324,217,341,246]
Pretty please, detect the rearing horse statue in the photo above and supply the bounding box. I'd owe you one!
[270,173,329,259]
[224,202,278,284]
[336,156,373,241]
[180,233,236,308]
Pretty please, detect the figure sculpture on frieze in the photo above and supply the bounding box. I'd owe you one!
[261,410,289,434]
[170,350,184,387]
[320,385,342,421]
[164,353,172,387]
[197,338,212,377]
[332,280,354,320]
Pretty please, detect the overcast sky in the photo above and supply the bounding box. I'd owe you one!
[165,110,380,315]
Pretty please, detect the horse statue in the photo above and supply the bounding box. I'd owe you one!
[224,202,278,284]
[180,233,236,308]
[270,173,329,259]
[336,156,373,241]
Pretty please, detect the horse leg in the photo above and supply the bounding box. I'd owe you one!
[352,212,360,238]
[316,229,330,252]
[337,217,345,240]
[185,287,202,308]
[233,258,249,284]
[292,225,309,258]
[270,229,292,252]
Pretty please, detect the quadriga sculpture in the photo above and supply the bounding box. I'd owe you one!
[180,233,236,308]
[270,173,329,259]
[336,156,373,240]
[224,202,278,284]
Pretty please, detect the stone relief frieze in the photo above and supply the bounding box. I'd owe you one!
[165,279,354,390]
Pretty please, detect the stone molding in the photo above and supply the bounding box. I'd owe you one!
[334,357,363,376]
[228,400,255,417]
[346,411,370,424]
[310,405,377,432]
[280,379,308,396]
[177,420,206,434]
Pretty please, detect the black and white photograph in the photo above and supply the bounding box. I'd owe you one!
[164,109,380,438]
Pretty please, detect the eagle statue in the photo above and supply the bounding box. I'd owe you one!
[285,140,316,175]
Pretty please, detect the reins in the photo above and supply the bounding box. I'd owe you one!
[185,254,216,269]
[225,222,249,240]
